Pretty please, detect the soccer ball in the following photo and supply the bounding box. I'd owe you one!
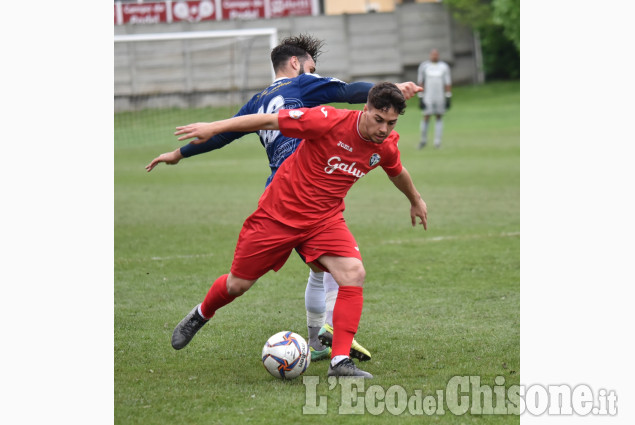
[261,331,310,380]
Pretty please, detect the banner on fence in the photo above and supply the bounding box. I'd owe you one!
[114,0,317,25]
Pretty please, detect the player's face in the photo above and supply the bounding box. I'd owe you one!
[361,104,399,144]
[430,49,439,62]
[298,56,316,75]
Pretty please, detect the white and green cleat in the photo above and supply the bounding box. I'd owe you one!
[318,323,372,362]
[310,345,332,361]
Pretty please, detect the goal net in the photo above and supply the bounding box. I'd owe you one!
[114,28,277,149]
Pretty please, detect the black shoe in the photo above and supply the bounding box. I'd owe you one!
[327,357,373,378]
[171,304,208,350]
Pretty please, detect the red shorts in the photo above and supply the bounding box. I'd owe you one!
[230,208,362,281]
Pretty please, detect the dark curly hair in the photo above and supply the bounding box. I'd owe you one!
[270,34,325,72]
[368,82,407,115]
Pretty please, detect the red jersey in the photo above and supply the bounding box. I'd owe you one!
[258,105,403,229]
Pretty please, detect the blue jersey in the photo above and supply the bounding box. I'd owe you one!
[180,73,372,186]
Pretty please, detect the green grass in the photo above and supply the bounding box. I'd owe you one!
[114,80,519,424]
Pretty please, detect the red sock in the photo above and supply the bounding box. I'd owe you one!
[331,285,363,358]
[200,274,238,319]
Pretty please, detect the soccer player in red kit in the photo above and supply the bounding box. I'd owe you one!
[171,82,427,377]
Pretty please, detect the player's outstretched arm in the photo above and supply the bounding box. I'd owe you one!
[175,114,280,144]
[388,167,428,230]
[394,82,423,100]
[173,122,218,144]
[145,148,184,172]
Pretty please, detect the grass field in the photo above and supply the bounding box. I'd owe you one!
[114,80,520,424]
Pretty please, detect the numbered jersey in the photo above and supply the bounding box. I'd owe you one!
[258,106,403,229]
[236,74,361,186]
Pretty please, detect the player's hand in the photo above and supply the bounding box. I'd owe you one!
[445,92,452,109]
[411,198,428,230]
[145,148,183,172]
[395,82,423,100]
[174,122,215,143]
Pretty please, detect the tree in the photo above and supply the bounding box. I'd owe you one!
[442,0,519,80]
[492,0,520,51]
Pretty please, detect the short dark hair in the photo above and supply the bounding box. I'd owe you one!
[270,34,324,72]
[367,82,406,115]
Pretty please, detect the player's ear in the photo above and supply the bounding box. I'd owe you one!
[290,56,299,71]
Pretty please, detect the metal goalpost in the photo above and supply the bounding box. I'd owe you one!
[114,28,278,112]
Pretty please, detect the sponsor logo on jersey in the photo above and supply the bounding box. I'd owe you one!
[324,156,366,179]
[337,141,353,152]
[369,153,381,167]
[321,107,328,118]
[289,110,304,119]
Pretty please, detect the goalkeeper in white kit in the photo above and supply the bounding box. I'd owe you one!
[417,48,452,149]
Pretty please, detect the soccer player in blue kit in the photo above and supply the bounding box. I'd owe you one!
[146,34,421,361]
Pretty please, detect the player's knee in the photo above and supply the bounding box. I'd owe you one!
[341,263,365,287]
[354,266,366,287]
[226,275,254,296]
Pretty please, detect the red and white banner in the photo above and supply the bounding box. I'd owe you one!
[172,0,217,22]
[269,0,312,18]
[118,2,169,25]
[114,0,317,25]
[220,0,265,20]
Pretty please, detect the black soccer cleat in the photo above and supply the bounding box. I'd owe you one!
[327,357,373,378]
[171,304,209,350]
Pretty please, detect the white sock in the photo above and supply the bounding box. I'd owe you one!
[434,119,443,146]
[305,270,326,324]
[305,270,326,348]
[331,355,348,366]
[420,119,429,143]
[323,272,339,327]
[197,304,209,320]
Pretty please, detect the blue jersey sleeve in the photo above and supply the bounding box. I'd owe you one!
[180,131,248,157]
[178,101,256,158]
[297,74,372,106]
[336,81,373,103]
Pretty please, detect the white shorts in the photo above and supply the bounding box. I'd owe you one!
[423,98,446,115]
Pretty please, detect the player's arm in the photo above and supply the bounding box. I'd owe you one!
[334,81,421,102]
[175,113,279,144]
[305,76,421,106]
[388,167,428,230]
[443,63,452,93]
[176,102,256,157]
[417,63,427,99]
[416,62,426,88]
[179,131,247,157]
[145,131,246,172]
[145,148,184,172]
[444,65,453,108]
[394,82,423,100]
[336,81,374,103]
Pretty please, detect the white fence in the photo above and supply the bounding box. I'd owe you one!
[114,2,482,111]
